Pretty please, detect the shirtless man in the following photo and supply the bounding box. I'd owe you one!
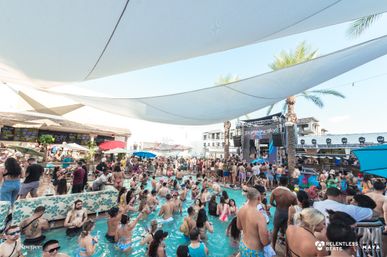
[115,213,142,252]
[147,190,159,211]
[180,206,197,238]
[173,192,182,214]
[180,185,187,201]
[366,180,387,232]
[151,176,157,190]
[64,199,88,236]
[200,188,210,205]
[0,226,22,257]
[20,206,49,245]
[42,240,70,257]
[270,176,297,250]
[159,194,175,223]
[212,180,221,195]
[237,187,270,257]
[158,182,170,198]
[106,207,121,243]
[176,169,183,180]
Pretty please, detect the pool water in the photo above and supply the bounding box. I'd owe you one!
[24,178,274,257]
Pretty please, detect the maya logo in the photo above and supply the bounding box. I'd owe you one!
[315,241,325,251]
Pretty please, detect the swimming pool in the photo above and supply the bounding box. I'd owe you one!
[24,178,274,257]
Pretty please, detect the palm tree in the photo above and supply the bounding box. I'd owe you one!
[215,74,240,160]
[267,41,345,176]
[347,14,382,37]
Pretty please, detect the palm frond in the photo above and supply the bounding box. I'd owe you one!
[302,94,324,108]
[268,41,318,70]
[347,14,382,37]
[215,74,240,86]
[308,89,345,98]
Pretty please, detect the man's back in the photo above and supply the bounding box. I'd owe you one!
[271,187,296,209]
[313,199,372,222]
[238,205,262,250]
[73,168,85,185]
[366,191,386,218]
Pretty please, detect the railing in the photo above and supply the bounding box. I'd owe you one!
[355,220,384,257]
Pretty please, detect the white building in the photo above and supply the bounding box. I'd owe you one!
[297,117,327,136]
[202,129,238,158]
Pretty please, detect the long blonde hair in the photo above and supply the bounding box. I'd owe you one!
[294,208,324,232]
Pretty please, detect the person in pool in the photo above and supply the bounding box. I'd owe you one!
[188,228,208,257]
[196,209,213,241]
[0,225,22,257]
[76,220,98,257]
[115,213,143,252]
[237,187,270,257]
[148,230,168,257]
[64,200,88,237]
[158,194,175,223]
[42,240,70,257]
[106,207,121,243]
[140,220,158,246]
[226,217,241,249]
[20,205,49,246]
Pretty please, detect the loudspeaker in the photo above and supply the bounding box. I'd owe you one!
[272,133,283,147]
[233,136,242,147]
[249,139,256,155]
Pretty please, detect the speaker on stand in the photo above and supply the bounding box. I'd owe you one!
[272,133,283,147]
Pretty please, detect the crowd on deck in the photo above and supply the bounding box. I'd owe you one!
[0,150,386,257]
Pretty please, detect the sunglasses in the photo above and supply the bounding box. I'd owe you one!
[7,230,20,236]
[48,246,61,253]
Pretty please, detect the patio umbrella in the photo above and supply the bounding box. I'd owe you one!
[104,148,132,154]
[352,144,387,178]
[133,151,156,158]
[7,145,44,157]
[62,142,89,151]
[99,140,126,151]
[251,158,265,164]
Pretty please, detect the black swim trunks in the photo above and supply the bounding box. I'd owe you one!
[105,233,115,243]
[66,226,82,237]
[24,235,46,245]
[274,208,289,233]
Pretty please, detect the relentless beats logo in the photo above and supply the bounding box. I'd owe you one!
[315,241,325,251]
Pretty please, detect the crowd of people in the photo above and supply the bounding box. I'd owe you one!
[0,151,386,257]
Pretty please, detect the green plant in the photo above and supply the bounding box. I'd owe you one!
[38,135,55,161]
[86,140,97,163]
[38,134,55,145]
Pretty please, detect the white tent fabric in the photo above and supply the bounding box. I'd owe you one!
[0,0,386,86]
[53,35,387,125]
[62,143,90,152]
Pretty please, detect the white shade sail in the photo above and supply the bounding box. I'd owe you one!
[0,0,386,86]
[53,35,387,125]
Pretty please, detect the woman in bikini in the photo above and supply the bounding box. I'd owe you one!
[286,208,327,257]
[76,220,98,257]
[115,213,142,253]
[112,165,124,190]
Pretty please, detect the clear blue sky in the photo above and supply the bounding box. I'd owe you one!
[59,14,387,145]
